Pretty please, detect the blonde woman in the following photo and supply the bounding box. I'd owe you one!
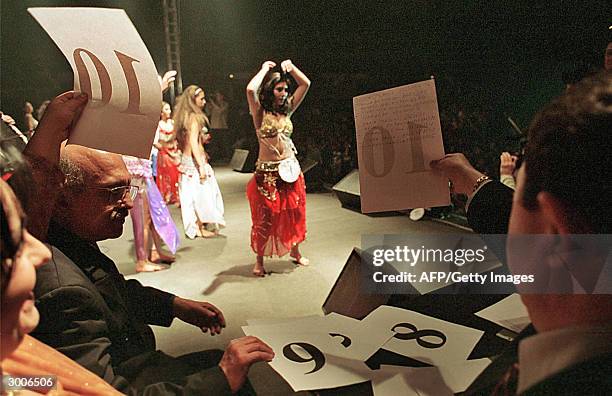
[174,85,225,239]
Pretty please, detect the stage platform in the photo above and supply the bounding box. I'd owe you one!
[99,166,464,395]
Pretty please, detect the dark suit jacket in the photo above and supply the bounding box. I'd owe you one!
[463,183,612,395]
[467,181,514,235]
[521,352,612,395]
[466,181,515,269]
[33,223,232,395]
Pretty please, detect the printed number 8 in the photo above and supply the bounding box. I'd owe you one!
[392,322,447,348]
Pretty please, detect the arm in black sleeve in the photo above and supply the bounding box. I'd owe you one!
[467,181,514,271]
[125,367,233,396]
[467,181,514,234]
[34,285,233,395]
[33,284,130,389]
[125,278,176,327]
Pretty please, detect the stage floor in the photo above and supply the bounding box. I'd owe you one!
[99,166,462,395]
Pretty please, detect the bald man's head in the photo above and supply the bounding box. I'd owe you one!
[54,145,133,242]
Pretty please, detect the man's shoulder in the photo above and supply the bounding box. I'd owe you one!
[35,244,98,297]
[523,352,612,395]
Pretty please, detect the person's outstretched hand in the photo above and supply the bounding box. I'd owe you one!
[430,153,485,195]
[172,297,226,335]
[160,70,177,93]
[219,336,275,393]
[499,152,518,176]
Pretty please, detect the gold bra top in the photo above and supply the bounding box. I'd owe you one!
[258,113,293,138]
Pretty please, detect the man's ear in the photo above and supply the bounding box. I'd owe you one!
[537,191,582,234]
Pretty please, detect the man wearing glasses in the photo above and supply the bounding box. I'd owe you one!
[27,105,273,394]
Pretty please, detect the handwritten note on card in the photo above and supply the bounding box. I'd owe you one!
[353,79,450,212]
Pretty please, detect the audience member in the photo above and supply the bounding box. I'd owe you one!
[1,111,28,146]
[1,141,120,395]
[36,99,51,121]
[21,91,272,394]
[432,70,612,395]
[23,101,38,134]
[0,180,122,395]
[207,91,231,160]
[32,145,272,394]
[499,151,517,190]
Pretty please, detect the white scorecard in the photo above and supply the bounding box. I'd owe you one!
[362,305,483,365]
[353,79,450,213]
[29,7,161,159]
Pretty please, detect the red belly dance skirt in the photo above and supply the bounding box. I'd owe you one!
[246,162,307,257]
[156,147,180,204]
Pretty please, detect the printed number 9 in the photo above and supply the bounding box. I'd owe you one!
[282,342,326,374]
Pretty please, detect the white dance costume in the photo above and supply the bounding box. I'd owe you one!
[179,155,225,239]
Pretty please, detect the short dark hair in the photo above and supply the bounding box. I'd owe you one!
[523,70,611,232]
[59,156,85,191]
[259,72,291,114]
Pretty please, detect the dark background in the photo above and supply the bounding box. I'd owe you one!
[1,0,610,148]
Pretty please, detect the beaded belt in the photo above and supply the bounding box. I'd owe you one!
[255,160,281,172]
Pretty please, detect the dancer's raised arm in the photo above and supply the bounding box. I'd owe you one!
[281,60,310,113]
[246,61,276,128]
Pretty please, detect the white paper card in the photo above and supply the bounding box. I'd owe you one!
[322,312,394,360]
[372,359,490,395]
[353,79,450,213]
[29,7,161,158]
[246,315,324,326]
[243,324,371,391]
[247,313,392,361]
[475,293,531,333]
[363,306,483,365]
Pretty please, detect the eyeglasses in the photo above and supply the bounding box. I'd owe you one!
[91,185,139,203]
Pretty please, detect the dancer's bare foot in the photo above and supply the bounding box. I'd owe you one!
[291,255,310,266]
[136,261,168,272]
[290,246,309,266]
[149,249,175,264]
[253,256,266,277]
[252,266,267,277]
[200,229,216,238]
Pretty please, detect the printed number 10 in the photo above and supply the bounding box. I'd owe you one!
[73,48,144,115]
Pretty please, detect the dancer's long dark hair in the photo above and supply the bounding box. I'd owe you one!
[259,72,291,115]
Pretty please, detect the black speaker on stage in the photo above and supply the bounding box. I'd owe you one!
[301,158,322,191]
[332,169,361,211]
[230,149,257,172]
[322,248,390,319]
